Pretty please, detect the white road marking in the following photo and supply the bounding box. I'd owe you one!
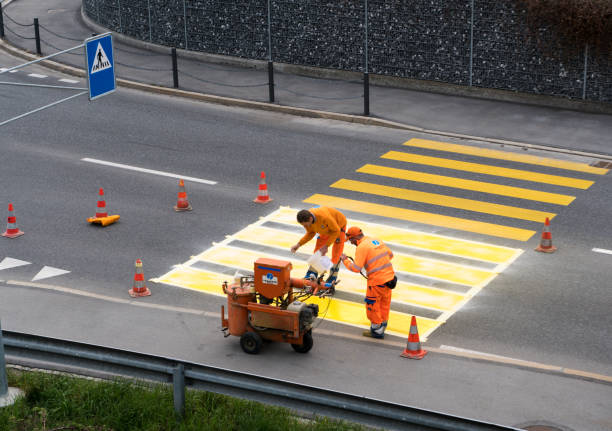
[592,248,612,255]
[0,68,7,72]
[81,158,218,185]
[32,266,71,281]
[9,70,18,73]
[59,78,79,84]
[439,345,523,362]
[0,257,31,271]
[28,73,48,78]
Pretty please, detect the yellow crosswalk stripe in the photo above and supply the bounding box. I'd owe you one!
[358,164,575,205]
[304,295,441,339]
[153,264,442,339]
[232,226,494,287]
[382,151,594,189]
[304,194,536,241]
[403,138,609,175]
[195,243,469,310]
[331,178,556,222]
[268,207,522,266]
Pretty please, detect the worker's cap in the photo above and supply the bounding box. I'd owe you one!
[345,226,363,241]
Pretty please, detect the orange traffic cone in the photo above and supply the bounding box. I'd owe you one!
[400,316,427,359]
[535,217,556,253]
[2,203,24,238]
[129,259,151,297]
[174,179,192,211]
[253,171,272,204]
[87,188,120,226]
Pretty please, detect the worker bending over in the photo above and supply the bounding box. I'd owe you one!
[341,227,396,339]
[290,207,347,283]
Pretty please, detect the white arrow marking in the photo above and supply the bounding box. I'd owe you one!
[32,266,71,281]
[0,257,32,271]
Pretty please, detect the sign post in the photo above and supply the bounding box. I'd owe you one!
[84,32,116,100]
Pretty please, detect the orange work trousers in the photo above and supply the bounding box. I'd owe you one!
[314,230,346,265]
[364,284,392,325]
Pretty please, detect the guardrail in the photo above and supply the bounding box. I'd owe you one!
[0,327,521,431]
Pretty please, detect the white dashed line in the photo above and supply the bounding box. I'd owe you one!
[81,158,218,185]
[28,73,48,78]
[59,78,79,84]
[592,248,612,255]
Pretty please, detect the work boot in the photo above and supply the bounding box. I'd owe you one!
[363,323,385,339]
[304,269,318,281]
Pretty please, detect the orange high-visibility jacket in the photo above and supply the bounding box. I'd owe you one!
[297,207,347,247]
[342,236,394,286]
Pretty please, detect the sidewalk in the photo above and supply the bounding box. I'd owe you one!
[2,0,612,157]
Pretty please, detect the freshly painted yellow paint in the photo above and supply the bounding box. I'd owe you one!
[403,138,609,175]
[304,194,536,241]
[357,164,575,205]
[269,207,523,265]
[392,254,495,287]
[195,243,468,311]
[154,266,441,339]
[304,295,441,339]
[153,266,226,296]
[382,151,593,189]
[331,178,556,222]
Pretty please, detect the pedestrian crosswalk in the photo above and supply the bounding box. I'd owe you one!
[153,138,608,340]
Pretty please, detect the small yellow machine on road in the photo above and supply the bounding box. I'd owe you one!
[221,258,335,354]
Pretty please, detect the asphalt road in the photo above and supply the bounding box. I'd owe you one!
[1,50,612,430]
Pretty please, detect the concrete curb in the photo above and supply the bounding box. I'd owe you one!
[2,29,612,161]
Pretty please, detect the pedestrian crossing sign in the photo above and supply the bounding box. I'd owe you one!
[84,32,116,100]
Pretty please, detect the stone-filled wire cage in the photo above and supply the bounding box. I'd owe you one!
[82,0,611,103]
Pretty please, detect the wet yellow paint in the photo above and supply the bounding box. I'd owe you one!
[269,207,523,266]
[153,266,226,296]
[304,295,441,340]
[382,151,593,189]
[195,244,467,311]
[331,178,556,222]
[357,164,575,205]
[392,254,495,287]
[403,138,609,175]
[303,194,536,241]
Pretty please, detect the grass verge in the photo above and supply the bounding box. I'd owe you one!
[1,369,370,431]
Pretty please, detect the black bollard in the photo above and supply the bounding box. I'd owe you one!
[34,18,41,55]
[171,48,179,88]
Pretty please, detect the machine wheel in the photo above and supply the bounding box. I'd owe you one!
[291,330,313,353]
[240,331,263,354]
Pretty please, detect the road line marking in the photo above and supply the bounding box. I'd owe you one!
[382,151,594,189]
[358,164,575,205]
[0,257,31,271]
[81,158,217,185]
[439,344,524,362]
[28,73,48,78]
[3,280,214,316]
[403,138,610,175]
[32,266,70,281]
[331,178,556,222]
[592,248,612,255]
[269,206,523,267]
[304,194,536,241]
[59,78,79,84]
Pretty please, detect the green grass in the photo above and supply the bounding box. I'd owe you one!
[0,369,369,431]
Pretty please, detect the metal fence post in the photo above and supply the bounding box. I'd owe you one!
[267,0,274,102]
[173,363,185,417]
[469,0,474,87]
[0,3,5,38]
[582,44,588,100]
[182,0,188,50]
[34,18,41,55]
[147,0,152,42]
[363,0,370,116]
[0,320,8,397]
[171,48,179,88]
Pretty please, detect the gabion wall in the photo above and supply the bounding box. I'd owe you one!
[82,0,611,103]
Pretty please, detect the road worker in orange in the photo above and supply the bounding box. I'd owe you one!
[290,207,347,283]
[341,227,396,339]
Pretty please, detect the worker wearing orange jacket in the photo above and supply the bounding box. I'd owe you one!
[290,207,347,283]
[341,227,396,339]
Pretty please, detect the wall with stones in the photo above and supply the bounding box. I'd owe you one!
[82,0,611,103]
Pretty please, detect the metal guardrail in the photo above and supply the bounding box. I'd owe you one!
[0,328,521,431]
